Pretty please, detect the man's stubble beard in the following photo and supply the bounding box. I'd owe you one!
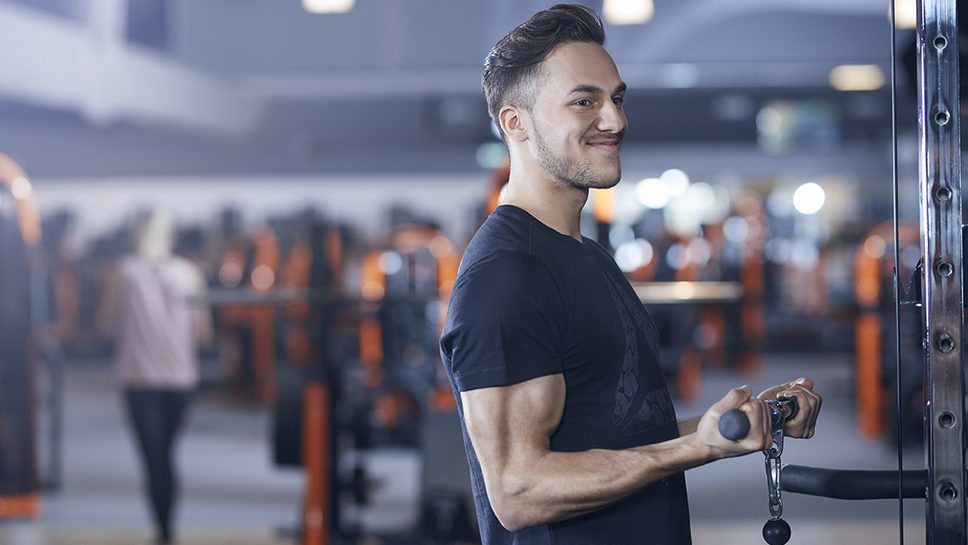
[532,120,621,190]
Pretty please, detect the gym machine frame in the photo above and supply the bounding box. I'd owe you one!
[734,0,967,543]
[719,0,966,543]
[912,0,966,538]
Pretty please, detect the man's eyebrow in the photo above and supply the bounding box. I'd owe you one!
[567,82,628,95]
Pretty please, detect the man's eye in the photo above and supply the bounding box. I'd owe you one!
[613,95,625,106]
[574,99,593,107]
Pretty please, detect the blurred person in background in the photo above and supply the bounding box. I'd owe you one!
[101,208,212,545]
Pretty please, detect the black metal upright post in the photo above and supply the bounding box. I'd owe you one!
[915,0,966,542]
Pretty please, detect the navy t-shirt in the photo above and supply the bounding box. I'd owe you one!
[439,205,691,545]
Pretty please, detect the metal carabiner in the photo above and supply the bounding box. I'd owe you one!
[763,398,789,520]
[765,454,783,519]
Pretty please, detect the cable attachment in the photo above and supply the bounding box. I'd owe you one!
[764,399,787,520]
[761,397,796,545]
[766,451,783,519]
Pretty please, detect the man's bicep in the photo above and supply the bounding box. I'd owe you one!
[461,374,566,474]
[442,251,565,390]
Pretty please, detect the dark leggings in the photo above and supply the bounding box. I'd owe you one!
[124,388,191,545]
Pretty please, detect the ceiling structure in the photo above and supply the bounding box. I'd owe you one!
[0,0,913,178]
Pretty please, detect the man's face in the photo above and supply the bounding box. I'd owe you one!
[527,41,627,190]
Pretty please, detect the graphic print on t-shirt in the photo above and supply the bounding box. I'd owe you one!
[603,270,675,436]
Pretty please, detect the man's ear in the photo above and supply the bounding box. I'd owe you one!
[499,105,529,142]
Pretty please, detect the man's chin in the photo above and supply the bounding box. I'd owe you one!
[555,163,621,190]
[588,179,620,189]
[588,168,621,189]
[597,160,621,186]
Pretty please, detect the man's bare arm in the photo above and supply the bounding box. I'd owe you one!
[461,375,771,532]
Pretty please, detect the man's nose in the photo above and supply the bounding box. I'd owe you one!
[597,101,626,134]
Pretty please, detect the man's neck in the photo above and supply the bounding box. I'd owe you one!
[502,170,588,242]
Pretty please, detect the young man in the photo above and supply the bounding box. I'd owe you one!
[439,5,822,544]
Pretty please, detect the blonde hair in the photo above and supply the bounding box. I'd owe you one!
[132,208,173,262]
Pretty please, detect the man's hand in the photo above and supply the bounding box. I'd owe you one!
[691,386,772,459]
[757,377,822,439]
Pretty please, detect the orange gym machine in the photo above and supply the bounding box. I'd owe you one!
[854,221,919,439]
[295,220,347,545]
[207,213,348,545]
[297,221,466,545]
[215,218,281,405]
[358,223,459,414]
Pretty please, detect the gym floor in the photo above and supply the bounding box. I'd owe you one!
[0,353,926,545]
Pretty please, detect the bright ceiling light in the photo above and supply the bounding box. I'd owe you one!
[303,0,355,14]
[793,182,825,215]
[603,0,654,25]
[429,236,453,259]
[251,265,276,291]
[723,216,749,243]
[635,178,670,209]
[378,251,403,275]
[829,65,885,92]
[660,169,690,197]
[684,182,716,215]
[888,0,917,30]
[615,239,655,272]
[864,235,886,259]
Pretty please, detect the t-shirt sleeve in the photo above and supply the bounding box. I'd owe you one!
[440,250,565,392]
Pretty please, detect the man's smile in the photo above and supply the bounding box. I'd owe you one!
[586,137,622,153]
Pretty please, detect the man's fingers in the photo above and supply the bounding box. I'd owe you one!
[756,377,814,401]
[713,385,752,415]
[806,389,822,437]
[780,389,810,425]
[739,398,770,450]
[796,388,820,437]
[755,385,782,400]
[761,400,770,448]
[761,399,771,448]
[780,386,822,438]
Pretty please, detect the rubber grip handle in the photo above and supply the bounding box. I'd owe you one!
[782,466,927,499]
[718,409,750,441]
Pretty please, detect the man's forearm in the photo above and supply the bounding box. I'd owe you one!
[493,435,713,531]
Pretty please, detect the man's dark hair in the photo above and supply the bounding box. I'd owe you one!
[482,4,606,136]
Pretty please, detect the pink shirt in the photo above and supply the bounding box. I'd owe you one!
[115,256,203,389]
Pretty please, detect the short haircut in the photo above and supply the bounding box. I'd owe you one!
[482,4,606,136]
